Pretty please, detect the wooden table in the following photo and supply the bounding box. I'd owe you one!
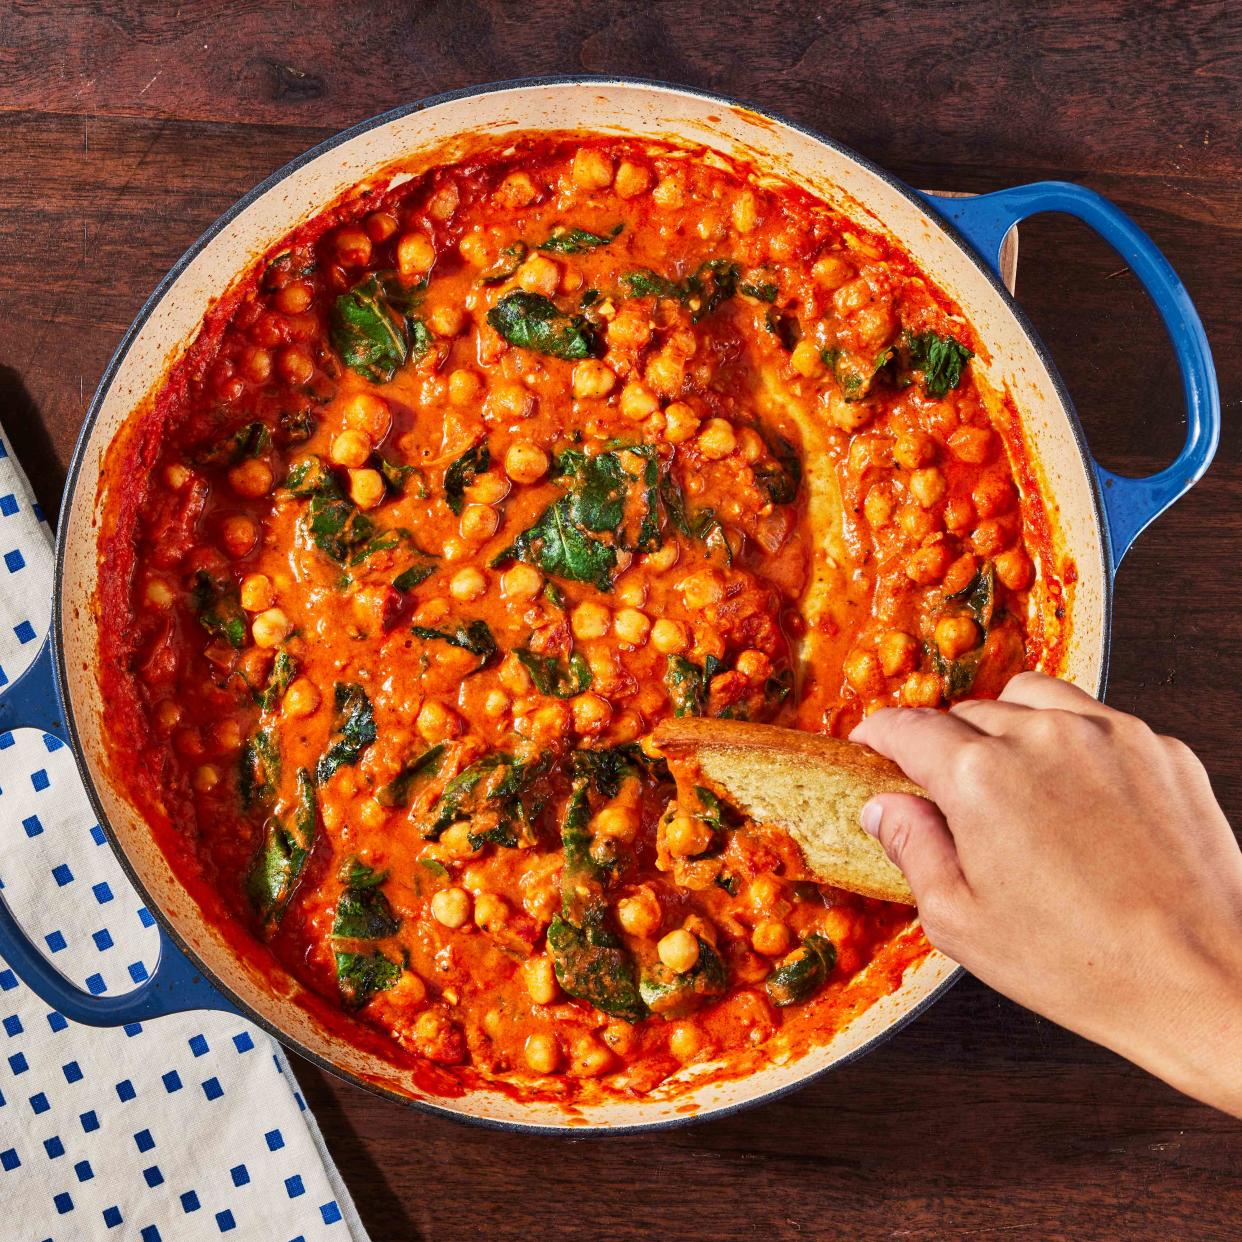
[3,3,1239,1237]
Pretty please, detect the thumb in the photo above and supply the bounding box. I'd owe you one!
[862,792,967,908]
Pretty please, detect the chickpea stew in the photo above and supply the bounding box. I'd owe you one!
[97,135,1069,1104]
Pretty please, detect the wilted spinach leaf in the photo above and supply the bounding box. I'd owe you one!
[639,938,728,1018]
[479,241,528,285]
[905,329,973,398]
[766,933,836,1007]
[515,647,592,698]
[411,620,498,669]
[247,769,316,925]
[751,427,802,505]
[316,684,376,783]
[547,912,645,1022]
[537,223,623,254]
[335,950,400,1008]
[193,420,271,468]
[331,274,414,383]
[375,744,446,809]
[426,751,548,846]
[192,570,247,649]
[303,491,375,563]
[491,493,617,591]
[239,727,280,809]
[256,648,297,713]
[740,279,779,302]
[664,654,723,718]
[486,291,597,360]
[392,560,437,592]
[444,440,490,515]
[333,884,399,940]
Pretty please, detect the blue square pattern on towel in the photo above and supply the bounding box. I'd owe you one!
[0,668,362,1236]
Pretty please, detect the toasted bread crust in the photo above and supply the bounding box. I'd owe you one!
[653,719,925,905]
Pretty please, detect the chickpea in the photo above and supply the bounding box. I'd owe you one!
[571,148,614,190]
[731,189,758,234]
[427,303,465,338]
[614,160,652,199]
[864,484,896,528]
[736,649,772,681]
[735,427,765,465]
[192,764,220,794]
[572,600,611,640]
[752,920,792,957]
[662,402,700,444]
[500,564,543,601]
[449,568,487,602]
[274,282,314,315]
[616,886,662,938]
[571,693,612,734]
[143,577,176,609]
[483,689,511,718]
[154,699,182,731]
[524,1032,561,1074]
[942,553,979,596]
[417,699,462,743]
[344,391,392,441]
[525,701,570,747]
[458,230,490,265]
[396,232,436,279]
[644,542,680,573]
[459,503,500,542]
[447,369,482,406]
[893,432,935,470]
[615,574,647,608]
[440,822,483,860]
[503,440,548,484]
[664,813,714,858]
[668,1023,704,1063]
[898,502,939,543]
[365,211,399,242]
[949,424,995,464]
[878,630,920,677]
[330,429,372,469]
[517,253,561,297]
[812,252,854,289]
[594,805,640,841]
[619,382,658,422]
[240,573,275,613]
[164,462,192,491]
[495,171,538,209]
[499,652,534,696]
[484,382,534,422]
[906,543,954,586]
[572,359,617,401]
[935,615,980,659]
[650,618,689,655]
[227,457,274,499]
[523,955,559,1005]
[278,345,314,386]
[826,390,874,433]
[844,649,886,697]
[909,466,947,509]
[698,418,738,461]
[466,471,509,506]
[251,608,291,649]
[348,468,385,511]
[613,608,651,646]
[944,496,975,532]
[332,225,371,267]
[658,928,701,974]
[474,892,508,932]
[973,473,1016,519]
[644,350,684,397]
[972,519,1014,557]
[570,1034,613,1078]
[995,546,1034,590]
[789,340,824,378]
[680,570,724,610]
[238,347,272,384]
[652,176,684,209]
[283,678,321,718]
[901,671,943,708]
[430,886,472,929]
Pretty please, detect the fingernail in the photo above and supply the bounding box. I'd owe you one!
[860,801,882,837]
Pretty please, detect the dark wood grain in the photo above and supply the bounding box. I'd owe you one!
[3,2,1240,1238]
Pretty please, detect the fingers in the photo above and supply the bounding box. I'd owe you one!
[850,707,981,792]
[861,792,967,906]
[999,671,1112,717]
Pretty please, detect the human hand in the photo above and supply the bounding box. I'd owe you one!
[851,672,1242,1117]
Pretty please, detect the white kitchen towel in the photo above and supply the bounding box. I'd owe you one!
[0,425,372,1241]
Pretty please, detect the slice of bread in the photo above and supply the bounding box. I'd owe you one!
[653,718,925,905]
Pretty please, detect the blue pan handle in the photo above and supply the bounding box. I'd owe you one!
[921,182,1220,570]
[0,635,236,1023]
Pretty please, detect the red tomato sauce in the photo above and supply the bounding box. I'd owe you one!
[95,134,1069,1105]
